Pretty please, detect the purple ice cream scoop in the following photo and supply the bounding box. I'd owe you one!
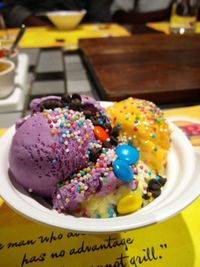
[52,169,122,213]
[9,108,95,197]
[53,172,101,212]
[52,150,137,214]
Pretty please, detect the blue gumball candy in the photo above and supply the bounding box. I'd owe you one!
[113,159,133,183]
[116,144,139,165]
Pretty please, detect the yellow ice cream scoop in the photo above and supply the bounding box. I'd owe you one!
[106,97,170,173]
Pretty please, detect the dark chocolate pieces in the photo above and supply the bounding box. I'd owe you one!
[145,176,167,199]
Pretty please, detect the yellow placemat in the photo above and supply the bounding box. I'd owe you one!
[147,21,200,34]
[0,23,130,51]
[0,105,200,267]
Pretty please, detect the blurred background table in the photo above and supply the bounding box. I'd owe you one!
[79,34,200,105]
[0,23,130,127]
[1,23,200,128]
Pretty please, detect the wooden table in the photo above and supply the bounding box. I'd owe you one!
[80,34,200,105]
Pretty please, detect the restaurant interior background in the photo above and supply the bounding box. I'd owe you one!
[0,0,199,128]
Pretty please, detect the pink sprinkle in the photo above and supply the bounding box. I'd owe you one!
[107,185,112,190]
[56,194,61,200]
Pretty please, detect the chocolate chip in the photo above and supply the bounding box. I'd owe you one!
[110,136,118,146]
[42,101,52,110]
[96,181,102,193]
[83,110,93,118]
[53,101,63,109]
[157,176,167,186]
[71,93,82,102]
[148,179,161,191]
[102,141,113,148]
[142,193,150,200]
[40,100,63,111]
[151,189,161,198]
[40,105,45,112]
[68,102,81,111]
[71,98,81,105]
[111,126,120,137]
[81,103,98,114]
[91,118,99,126]
[89,147,102,162]
[61,94,71,104]
[103,123,112,132]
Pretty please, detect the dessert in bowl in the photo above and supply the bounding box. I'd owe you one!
[0,94,197,233]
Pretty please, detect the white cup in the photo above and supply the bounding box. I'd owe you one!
[0,59,15,99]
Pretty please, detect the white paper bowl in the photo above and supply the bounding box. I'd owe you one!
[0,113,199,233]
[0,59,15,99]
[47,10,86,30]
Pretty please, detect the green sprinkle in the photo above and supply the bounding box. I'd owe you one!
[103,178,108,184]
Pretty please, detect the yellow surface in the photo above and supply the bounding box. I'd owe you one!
[0,105,200,266]
[0,23,130,51]
[147,21,200,34]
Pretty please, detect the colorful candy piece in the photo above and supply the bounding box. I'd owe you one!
[113,159,133,183]
[117,192,143,215]
[116,144,139,165]
[94,126,109,142]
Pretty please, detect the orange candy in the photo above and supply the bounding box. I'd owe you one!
[94,126,109,142]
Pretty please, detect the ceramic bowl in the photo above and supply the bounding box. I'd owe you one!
[0,59,15,99]
[46,10,86,30]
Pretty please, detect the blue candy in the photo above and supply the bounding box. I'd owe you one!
[116,144,139,165]
[113,159,133,183]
